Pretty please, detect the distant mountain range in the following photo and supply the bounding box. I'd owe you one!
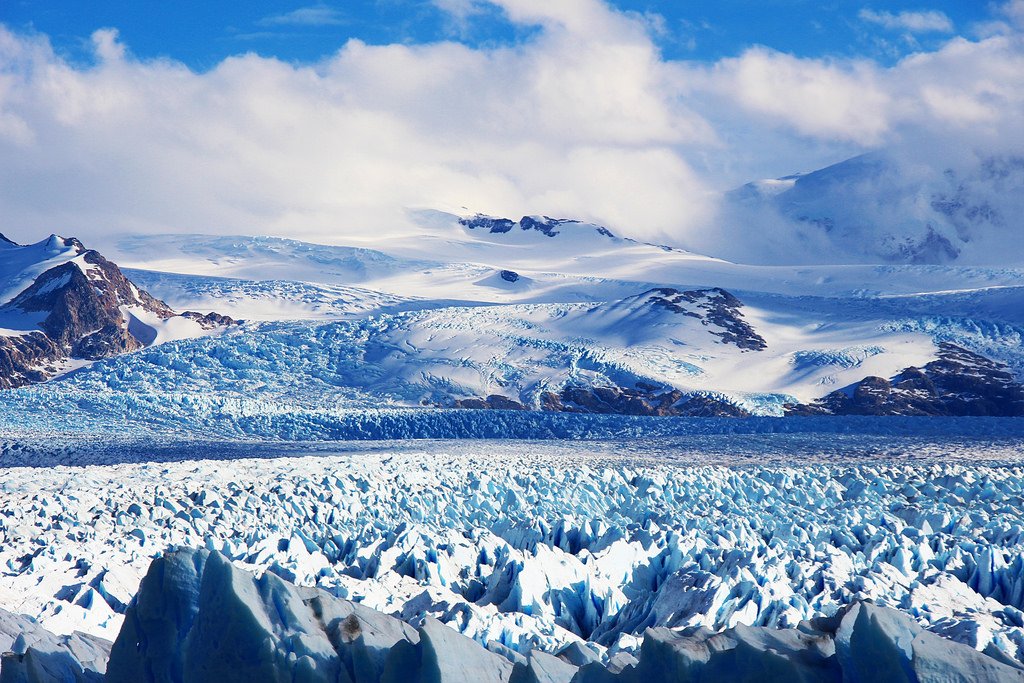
[0,152,1020,428]
[0,191,1021,433]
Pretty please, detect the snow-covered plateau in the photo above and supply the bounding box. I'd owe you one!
[2,203,1024,425]
[4,440,1024,681]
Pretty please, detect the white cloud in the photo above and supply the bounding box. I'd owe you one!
[258,5,346,28]
[1002,0,1024,25]
[859,8,954,33]
[702,48,893,145]
[0,7,714,245]
[91,28,126,61]
[0,0,1021,254]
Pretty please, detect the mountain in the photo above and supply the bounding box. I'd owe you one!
[0,234,234,389]
[714,152,1024,266]
[0,207,1022,427]
[788,343,1024,416]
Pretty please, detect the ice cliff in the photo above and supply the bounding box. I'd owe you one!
[8,547,1023,682]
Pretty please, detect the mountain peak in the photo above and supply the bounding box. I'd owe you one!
[458,213,617,240]
[0,233,235,389]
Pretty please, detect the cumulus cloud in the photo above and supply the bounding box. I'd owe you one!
[0,0,1021,255]
[0,3,715,245]
[691,34,1024,151]
[859,8,954,33]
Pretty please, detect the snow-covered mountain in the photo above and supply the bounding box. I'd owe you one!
[0,234,234,388]
[714,152,1024,266]
[0,195,1021,426]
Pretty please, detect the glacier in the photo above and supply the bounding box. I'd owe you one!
[93,547,1024,683]
[5,441,1024,672]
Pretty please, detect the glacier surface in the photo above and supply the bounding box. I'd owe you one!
[4,441,1024,671]
[96,547,1024,683]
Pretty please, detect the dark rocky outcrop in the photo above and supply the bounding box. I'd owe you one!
[787,343,1024,416]
[459,215,516,234]
[454,385,750,418]
[541,385,749,417]
[0,333,61,389]
[459,214,615,240]
[10,252,171,360]
[453,394,529,411]
[0,235,235,390]
[638,288,767,351]
[181,311,238,329]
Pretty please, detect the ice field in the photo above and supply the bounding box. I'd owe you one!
[4,434,1024,673]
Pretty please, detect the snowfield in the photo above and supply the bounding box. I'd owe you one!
[4,439,1024,670]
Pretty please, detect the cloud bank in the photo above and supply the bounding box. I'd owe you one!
[858,9,954,34]
[0,0,1021,253]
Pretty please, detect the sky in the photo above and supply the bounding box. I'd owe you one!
[0,0,1021,246]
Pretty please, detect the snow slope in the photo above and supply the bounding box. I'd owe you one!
[0,234,85,306]
[0,212,1018,428]
[106,212,1024,306]
[0,281,1020,434]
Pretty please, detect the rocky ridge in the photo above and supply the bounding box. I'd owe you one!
[0,234,235,389]
[788,343,1024,416]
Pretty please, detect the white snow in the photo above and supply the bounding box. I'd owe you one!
[118,305,221,346]
[0,235,83,306]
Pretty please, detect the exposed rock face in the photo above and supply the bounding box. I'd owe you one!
[787,343,1024,416]
[181,310,238,329]
[459,214,615,240]
[0,334,60,389]
[454,386,750,418]
[542,385,750,417]
[638,287,767,351]
[453,394,530,411]
[9,251,171,360]
[460,214,516,234]
[0,234,235,390]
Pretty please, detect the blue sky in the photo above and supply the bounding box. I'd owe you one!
[0,1,998,68]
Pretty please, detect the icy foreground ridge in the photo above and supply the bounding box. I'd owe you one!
[7,546,1015,683]
[6,449,1024,669]
[92,548,1023,683]
[0,608,109,682]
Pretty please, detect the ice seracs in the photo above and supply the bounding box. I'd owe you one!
[6,447,1024,672]
[14,546,1018,683]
